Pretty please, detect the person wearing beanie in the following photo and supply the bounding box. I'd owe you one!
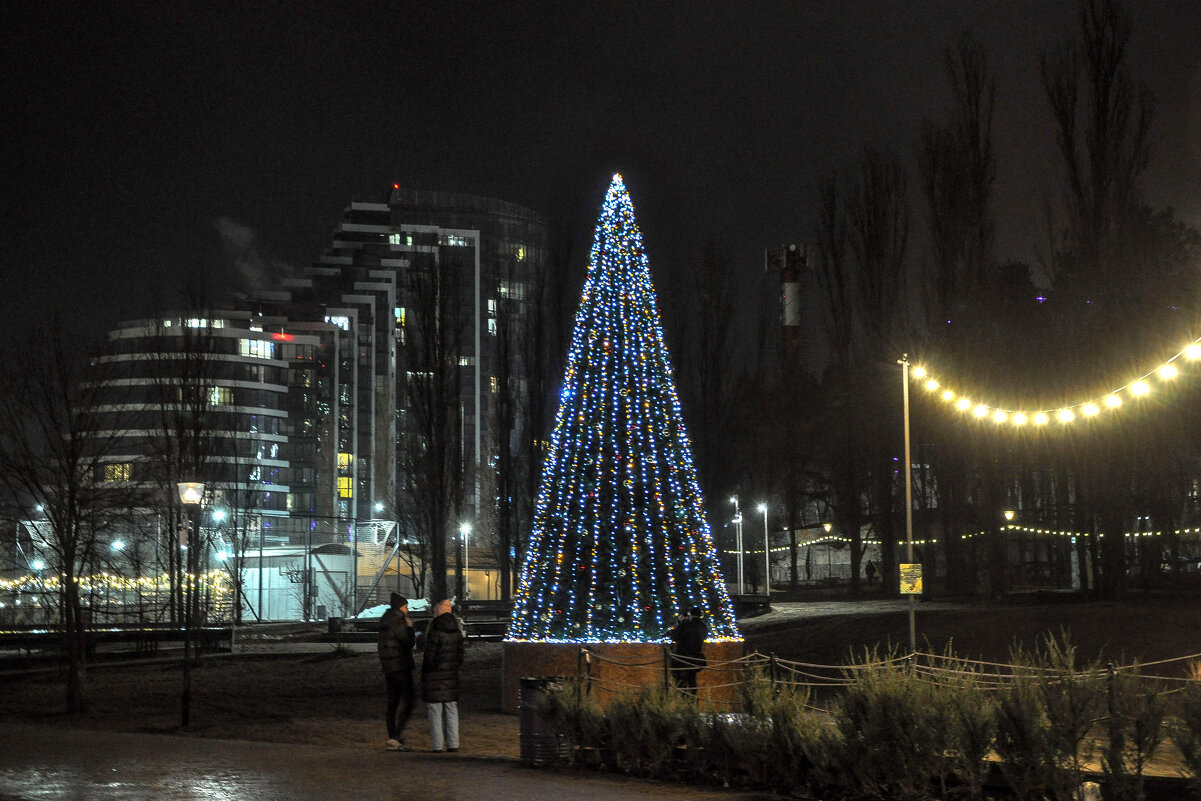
[378,592,416,750]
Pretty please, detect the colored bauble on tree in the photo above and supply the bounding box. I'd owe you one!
[506,173,740,644]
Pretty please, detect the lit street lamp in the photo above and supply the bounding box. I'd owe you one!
[757,504,770,596]
[177,480,204,729]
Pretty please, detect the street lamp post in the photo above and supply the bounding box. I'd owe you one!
[899,355,916,653]
[758,504,770,596]
[177,480,204,729]
[460,523,472,602]
[730,497,743,595]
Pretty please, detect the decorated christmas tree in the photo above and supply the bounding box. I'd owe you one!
[508,174,740,643]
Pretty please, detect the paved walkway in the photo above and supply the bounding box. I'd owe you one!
[0,723,770,801]
[0,600,948,800]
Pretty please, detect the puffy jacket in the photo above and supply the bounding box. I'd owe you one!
[378,607,415,673]
[671,615,707,659]
[421,612,465,703]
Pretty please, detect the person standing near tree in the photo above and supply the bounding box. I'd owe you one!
[422,598,465,752]
[669,606,707,693]
[378,592,416,751]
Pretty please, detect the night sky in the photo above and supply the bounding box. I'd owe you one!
[3,2,1199,340]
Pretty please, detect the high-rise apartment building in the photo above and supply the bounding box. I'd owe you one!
[69,185,549,622]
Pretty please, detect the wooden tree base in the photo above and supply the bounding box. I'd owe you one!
[501,640,745,713]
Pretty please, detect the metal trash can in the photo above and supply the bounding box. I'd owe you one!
[519,676,570,767]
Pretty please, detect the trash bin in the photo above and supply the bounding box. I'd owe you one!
[519,676,570,767]
[327,617,343,634]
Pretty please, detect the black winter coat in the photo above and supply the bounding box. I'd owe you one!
[378,607,415,673]
[670,615,707,659]
[421,612,465,703]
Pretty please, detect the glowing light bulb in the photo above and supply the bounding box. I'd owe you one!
[956,398,971,410]
[942,390,955,401]
[1104,395,1122,408]
[912,366,926,379]
[1034,412,1049,425]
[1186,344,1201,360]
[1131,381,1150,396]
[974,404,989,418]
[1057,409,1075,423]
[1160,364,1179,379]
[925,379,939,391]
[1013,413,1028,425]
[993,410,1008,423]
[1083,403,1099,416]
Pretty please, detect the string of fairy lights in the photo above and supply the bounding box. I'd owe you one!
[719,522,1201,556]
[507,174,740,644]
[912,337,1201,426]
[0,570,232,609]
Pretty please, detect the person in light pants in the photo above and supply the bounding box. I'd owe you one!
[421,599,465,752]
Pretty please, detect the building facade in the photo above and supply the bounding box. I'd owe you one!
[43,186,550,624]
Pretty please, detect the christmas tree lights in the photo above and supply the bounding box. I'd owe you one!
[507,174,740,643]
[913,336,1201,428]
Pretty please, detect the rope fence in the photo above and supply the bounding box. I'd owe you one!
[564,644,1201,712]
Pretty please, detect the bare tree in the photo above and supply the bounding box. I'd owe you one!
[494,228,574,601]
[139,316,220,627]
[919,32,997,325]
[398,250,469,604]
[1041,0,1153,307]
[1041,0,1154,599]
[814,149,911,595]
[0,322,131,712]
[917,32,999,597]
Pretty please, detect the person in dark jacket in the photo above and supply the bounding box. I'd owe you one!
[422,598,465,752]
[378,592,416,750]
[669,606,707,693]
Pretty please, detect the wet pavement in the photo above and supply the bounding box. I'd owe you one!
[0,723,771,801]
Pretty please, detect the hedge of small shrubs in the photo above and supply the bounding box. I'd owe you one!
[536,634,1201,800]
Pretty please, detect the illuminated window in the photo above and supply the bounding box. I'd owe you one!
[516,246,526,261]
[185,318,225,329]
[499,280,526,300]
[337,452,353,471]
[338,477,354,498]
[240,339,274,359]
[325,315,351,331]
[488,318,496,336]
[395,307,405,326]
[389,233,400,245]
[102,463,131,482]
[208,386,233,405]
[459,356,474,367]
[491,376,499,393]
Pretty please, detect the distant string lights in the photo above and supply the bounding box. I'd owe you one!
[718,525,1201,555]
[912,337,1201,427]
[0,570,231,610]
